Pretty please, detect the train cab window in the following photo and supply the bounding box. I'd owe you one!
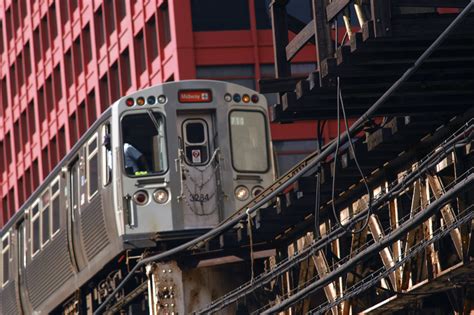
[121,111,167,176]
[51,177,60,235]
[183,119,209,165]
[2,233,10,286]
[31,202,40,256]
[41,190,51,246]
[229,110,269,172]
[87,135,99,198]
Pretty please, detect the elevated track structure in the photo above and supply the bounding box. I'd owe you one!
[96,1,474,314]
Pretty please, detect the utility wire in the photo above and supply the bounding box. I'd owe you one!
[331,77,372,234]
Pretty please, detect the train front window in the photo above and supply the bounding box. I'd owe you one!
[230,110,269,172]
[121,111,167,176]
[183,119,209,165]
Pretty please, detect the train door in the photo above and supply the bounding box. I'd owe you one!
[67,157,88,271]
[177,113,221,228]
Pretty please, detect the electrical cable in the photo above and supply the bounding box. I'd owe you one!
[331,77,372,234]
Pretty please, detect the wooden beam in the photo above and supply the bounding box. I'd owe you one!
[313,251,340,315]
[427,174,464,259]
[286,20,316,61]
[313,0,335,87]
[368,214,400,289]
[371,0,392,38]
[326,0,351,22]
[401,180,422,290]
[420,178,440,279]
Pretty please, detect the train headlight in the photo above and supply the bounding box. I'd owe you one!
[224,93,232,102]
[153,189,169,204]
[242,94,250,103]
[251,94,259,103]
[235,186,249,201]
[252,186,264,197]
[133,190,149,205]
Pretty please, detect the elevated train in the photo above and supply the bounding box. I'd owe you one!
[0,80,274,314]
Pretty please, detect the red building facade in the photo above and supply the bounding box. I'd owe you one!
[0,0,321,227]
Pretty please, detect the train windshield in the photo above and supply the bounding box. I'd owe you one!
[229,110,269,172]
[121,111,167,176]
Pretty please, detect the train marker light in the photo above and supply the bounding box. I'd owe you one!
[235,185,249,201]
[153,189,169,204]
[136,97,145,106]
[126,98,134,106]
[224,93,232,102]
[147,96,156,104]
[233,94,241,103]
[158,95,167,104]
[242,94,250,103]
[178,90,212,103]
[251,94,259,103]
[133,190,149,205]
[252,186,264,197]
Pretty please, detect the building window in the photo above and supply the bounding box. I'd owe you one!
[73,36,83,76]
[196,65,256,89]
[83,24,93,66]
[94,7,105,51]
[254,0,272,29]
[40,14,50,53]
[134,31,146,75]
[160,4,172,45]
[87,134,99,199]
[49,3,58,40]
[119,48,131,93]
[191,0,250,31]
[145,16,159,62]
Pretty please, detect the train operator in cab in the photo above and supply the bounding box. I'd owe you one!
[104,134,150,176]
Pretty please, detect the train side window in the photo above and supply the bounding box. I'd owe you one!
[31,202,40,257]
[183,119,209,165]
[51,177,61,235]
[41,189,51,246]
[102,124,112,186]
[87,134,99,199]
[2,233,10,286]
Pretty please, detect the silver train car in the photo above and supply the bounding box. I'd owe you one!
[0,80,274,314]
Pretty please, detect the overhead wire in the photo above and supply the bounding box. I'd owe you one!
[331,77,372,234]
